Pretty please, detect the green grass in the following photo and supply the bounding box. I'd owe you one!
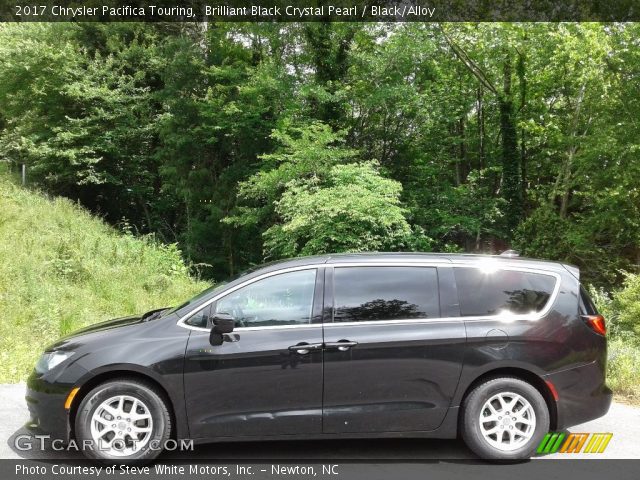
[591,286,640,404]
[0,176,209,382]
[608,335,640,404]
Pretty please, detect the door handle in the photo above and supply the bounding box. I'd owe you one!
[325,340,358,352]
[288,343,323,355]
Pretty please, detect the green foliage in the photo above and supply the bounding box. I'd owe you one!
[513,208,598,269]
[590,279,640,403]
[610,274,640,337]
[0,24,167,225]
[264,161,431,258]
[226,122,430,259]
[226,122,357,230]
[0,176,208,382]
[607,336,640,402]
[237,122,357,207]
[514,205,635,288]
[1,22,640,286]
[499,93,522,236]
[155,24,292,274]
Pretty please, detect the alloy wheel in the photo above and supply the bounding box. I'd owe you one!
[89,395,153,457]
[478,391,536,451]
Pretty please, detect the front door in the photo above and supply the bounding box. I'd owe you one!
[322,265,466,434]
[184,267,324,439]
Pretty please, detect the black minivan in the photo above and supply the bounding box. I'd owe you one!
[26,253,611,461]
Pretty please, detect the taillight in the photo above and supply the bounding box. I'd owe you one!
[582,314,606,336]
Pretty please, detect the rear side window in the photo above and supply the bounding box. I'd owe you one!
[454,267,556,316]
[333,266,439,322]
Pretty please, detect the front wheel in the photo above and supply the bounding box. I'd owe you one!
[461,377,550,460]
[74,379,171,463]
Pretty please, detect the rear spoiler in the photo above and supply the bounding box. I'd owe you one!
[562,264,580,280]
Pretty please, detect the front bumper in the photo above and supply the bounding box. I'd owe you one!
[25,370,72,443]
[544,360,612,430]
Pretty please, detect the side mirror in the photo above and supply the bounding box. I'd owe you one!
[209,313,235,346]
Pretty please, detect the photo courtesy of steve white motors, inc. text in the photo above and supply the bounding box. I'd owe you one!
[15,464,340,477]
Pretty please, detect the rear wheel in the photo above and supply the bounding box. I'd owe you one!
[75,379,171,463]
[461,377,549,460]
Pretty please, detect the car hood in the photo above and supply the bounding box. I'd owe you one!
[46,314,150,352]
[68,315,145,336]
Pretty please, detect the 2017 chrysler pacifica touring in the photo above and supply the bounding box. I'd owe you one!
[26,252,611,462]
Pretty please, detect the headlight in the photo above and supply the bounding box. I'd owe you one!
[35,351,75,374]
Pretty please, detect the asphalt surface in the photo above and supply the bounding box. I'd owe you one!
[1,383,639,461]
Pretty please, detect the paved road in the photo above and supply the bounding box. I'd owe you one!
[2,383,639,461]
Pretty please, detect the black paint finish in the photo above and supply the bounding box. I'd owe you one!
[322,320,466,433]
[184,326,324,438]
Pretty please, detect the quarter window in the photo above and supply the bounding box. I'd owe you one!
[579,285,598,315]
[185,303,212,328]
[454,268,556,316]
[214,269,317,327]
[333,267,440,322]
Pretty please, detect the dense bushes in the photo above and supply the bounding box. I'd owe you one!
[607,337,640,401]
[591,278,640,402]
[611,275,640,337]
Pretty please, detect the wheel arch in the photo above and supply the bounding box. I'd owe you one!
[457,367,558,432]
[68,369,181,441]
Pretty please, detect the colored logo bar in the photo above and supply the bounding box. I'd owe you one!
[537,433,613,454]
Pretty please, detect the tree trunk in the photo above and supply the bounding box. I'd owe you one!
[559,145,577,219]
[477,86,485,170]
[551,83,587,218]
[227,241,234,277]
[500,54,522,237]
[450,122,461,186]
[521,128,527,213]
[517,49,527,212]
[459,115,466,182]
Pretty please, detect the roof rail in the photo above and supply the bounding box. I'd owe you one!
[499,249,520,257]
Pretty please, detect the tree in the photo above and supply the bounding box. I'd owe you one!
[225,121,357,231]
[441,24,524,238]
[156,23,293,276]
[0,23,169,229]
[263,161,430,258]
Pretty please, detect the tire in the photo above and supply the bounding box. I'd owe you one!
[461,376,549,461]
[74,379,171,463]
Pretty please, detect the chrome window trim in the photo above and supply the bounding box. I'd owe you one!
[176,261,562,332]
[225,323,323,332]
[325,318,461,328]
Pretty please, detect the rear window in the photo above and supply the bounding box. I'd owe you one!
[454,267,557,316]
[579,285,598,315]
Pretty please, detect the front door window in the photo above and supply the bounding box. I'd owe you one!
[215,269,317,328]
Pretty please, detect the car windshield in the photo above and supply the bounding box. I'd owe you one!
[163,283,223,318]
[162,263,272,318]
